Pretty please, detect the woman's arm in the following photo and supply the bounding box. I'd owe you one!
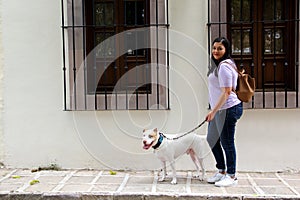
[206,87,232,122]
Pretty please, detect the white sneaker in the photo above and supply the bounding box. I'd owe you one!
[207,172,225,184]
[215,174,238,187]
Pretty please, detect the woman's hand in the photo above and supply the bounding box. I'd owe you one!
[206,87,232,122]
[205,110,216,122]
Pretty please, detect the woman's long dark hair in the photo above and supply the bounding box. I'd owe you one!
[208,37,232,76]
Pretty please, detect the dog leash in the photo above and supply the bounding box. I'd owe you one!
[161,119,207,140]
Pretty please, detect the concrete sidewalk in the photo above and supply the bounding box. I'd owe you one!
[0,168,299,199]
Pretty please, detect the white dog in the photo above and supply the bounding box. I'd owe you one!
[142,128,206,184]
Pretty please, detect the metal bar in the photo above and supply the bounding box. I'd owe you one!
[114,25,118,109]
[113,6,118,110]
[114,62,118,110]
[166,0,170,110]
[104,65,108,109]
[262,62,266,108]
[82,0,87,110]
[124,1,129,110]
[146,62,149,110]
[207,19,300,27]
[273,60,277,108]
[273,0,277,108]
[284,61,288,108]
[251,62,255,108]
[114,0,118,110]
[92,0,98,110]
[62,23,183,28]
[207,0,211,110]
[261,1,266,108]
[125,62,129,110]
[146,0,149,110]
[135,1,138,25]
[218,0,221,36]
[135,1,139,110]
[156,0,160,109]
[145,0,149,25]
[251,0,255,108]
[296,0,300,108]
[135,37,139,110]
[240,0,244,21]
[284,0,288,108]
[207,0,211,61]
[296,61,299,108]
[61,0,67,110]
[103,5,108,110]
[72,0,77,110]
[94,64,97,110]
[239,0,244,68]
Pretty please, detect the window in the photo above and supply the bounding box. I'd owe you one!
[229,0,296,91]
[85,0,151,94]
[208,0,300,108]
[61,0,169,110]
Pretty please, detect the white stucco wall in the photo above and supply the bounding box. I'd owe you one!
[0,0,300,172]
[0,0,4,166]
[1,0,92,168]
[237,109,300,172]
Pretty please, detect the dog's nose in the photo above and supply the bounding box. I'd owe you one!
[143,140,147,145]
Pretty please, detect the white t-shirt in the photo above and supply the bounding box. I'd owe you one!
[208,59,241,110]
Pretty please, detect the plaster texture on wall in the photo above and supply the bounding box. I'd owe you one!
[0,0,299,173]
[0,0,4,165]
[0,0,95,168]
[236,109,300,172]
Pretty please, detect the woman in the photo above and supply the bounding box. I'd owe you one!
[205,37,243,187]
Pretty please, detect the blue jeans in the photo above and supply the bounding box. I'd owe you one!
[206,103,243,175]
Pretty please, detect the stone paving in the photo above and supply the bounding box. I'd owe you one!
[0,168,299,199]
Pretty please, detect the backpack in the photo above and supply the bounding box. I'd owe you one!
[234,68,256,102]
[220,61,256,102]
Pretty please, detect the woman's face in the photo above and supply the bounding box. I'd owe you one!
[212,42,226,61]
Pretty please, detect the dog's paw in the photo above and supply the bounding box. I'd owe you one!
[199,175,206,181]
[171,179,177,184]
[158,177,165,182]
[199,177,204,181]
[193,174,205,181]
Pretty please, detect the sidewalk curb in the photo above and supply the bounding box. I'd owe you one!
[1,169,300,199]
[0,193,299,200]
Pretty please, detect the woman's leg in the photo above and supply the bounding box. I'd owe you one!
[207,110,227,171]
[220,103,243,176]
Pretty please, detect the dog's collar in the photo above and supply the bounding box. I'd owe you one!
[152,133,164,149]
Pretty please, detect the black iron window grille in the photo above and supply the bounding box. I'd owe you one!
[208,0,300,109]
[61,0,170,110]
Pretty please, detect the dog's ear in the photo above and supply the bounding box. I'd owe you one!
[154,128,158,133]
[143,129,146,133]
